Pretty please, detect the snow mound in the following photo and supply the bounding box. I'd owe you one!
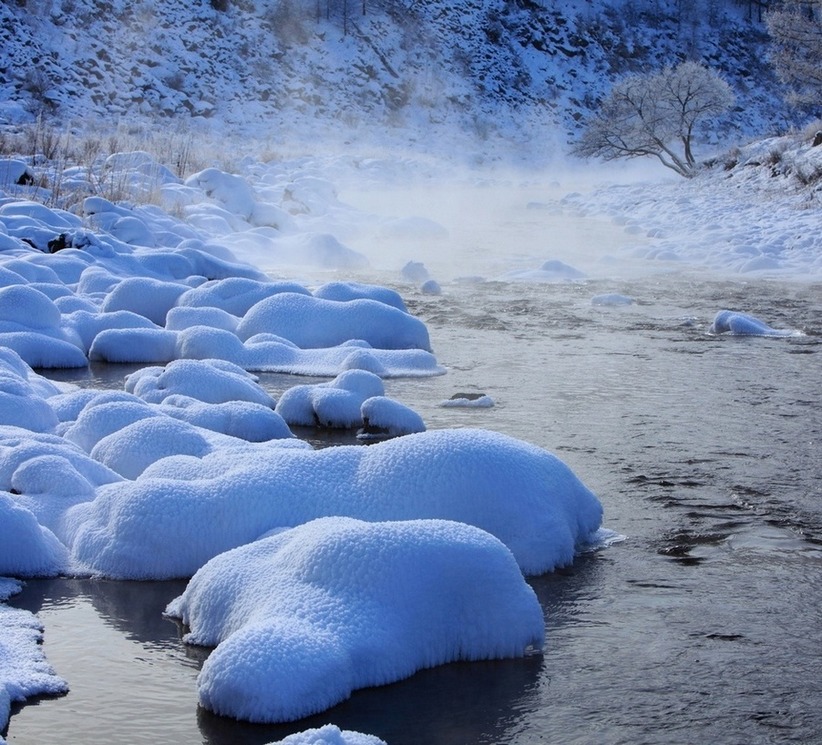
[0,492,69,576]
[174,327,443,378]
[260,232,368,270]
[89,416,212,480]
[358,396,426,439]
[708,310,801,337]
[166,516,544,723]
[313,281,407,312]
[237,293,431,351]
[159,396,293,442]
[275,370,386,429]
[439,392,495,409]
[499,259,587,283]
[63,428,602,579]
[125,358,275,407]
[265,725,386,745]
[0,285,87,368]
[591,293,634,306]
[175,277,311,316]
[100,276,188,325]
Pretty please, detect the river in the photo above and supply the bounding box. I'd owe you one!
[5,179,822,744]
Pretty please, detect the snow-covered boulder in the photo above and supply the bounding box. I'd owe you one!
[237,293,431,351]
[709,310,800,337]
[185,168,257,219]
[63,428,603,578]
[500,259,586,283]
[125,358,275,407]
[440,392,495,409]
[63,399,160,453]
[0,370,59,433]
[275,370,385,428]
[266,726,386,745]
[159,396,293,442]
[90,416,212,480]
[88,327,178,363]
[0,159,34,186]
[175,277,311,316]
[591,293,634,306]
[0,493,69,576]
[313,281,407,312]
[0,285,87,368]
[358,396,425,439]
[100,276,189,325]
[166,516,544,722]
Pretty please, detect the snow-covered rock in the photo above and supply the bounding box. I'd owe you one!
[166,516,544,722]
[709,310,802,337]
[63,428,603,579]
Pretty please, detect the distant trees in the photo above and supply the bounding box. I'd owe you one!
[574,61,735,177]
[735,0,772,22]
[766,0,822,110]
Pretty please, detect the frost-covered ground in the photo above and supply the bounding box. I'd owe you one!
[557,134,822,278]
[0,124,820,741]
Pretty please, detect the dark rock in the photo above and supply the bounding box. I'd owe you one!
[0,159,35,186]
[48,233,70,253]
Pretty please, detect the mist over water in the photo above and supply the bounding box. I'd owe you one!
[7,175,822,744]
[337,170,660,283]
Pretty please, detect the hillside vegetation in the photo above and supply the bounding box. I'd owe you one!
[0,0,798,154]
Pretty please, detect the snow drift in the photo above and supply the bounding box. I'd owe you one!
[166,516,545,722]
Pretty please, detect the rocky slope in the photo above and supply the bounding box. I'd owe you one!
[0,0,800,155]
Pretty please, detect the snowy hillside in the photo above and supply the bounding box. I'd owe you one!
[0,0,798,156]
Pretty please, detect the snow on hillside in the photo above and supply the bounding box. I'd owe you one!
[559,128,822,277]
[0,0,799,157]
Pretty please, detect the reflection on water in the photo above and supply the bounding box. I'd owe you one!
[197,656,544,745]
[7,579,199,745]
[7,273,822,745]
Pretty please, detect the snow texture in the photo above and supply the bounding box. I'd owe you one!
[275,370,386,429]
[63,428,602,579]
[708,310,802,337]
[166,516,544,722]
[0,159,441,377]
[265,725,386,745]
[0,582,68,743]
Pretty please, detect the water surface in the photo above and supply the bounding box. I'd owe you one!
[6,189,822,744]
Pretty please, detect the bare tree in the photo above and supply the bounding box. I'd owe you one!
[766,0,822,110]
[574,61,735,177]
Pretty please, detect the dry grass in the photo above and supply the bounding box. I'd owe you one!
[0,118,209,210]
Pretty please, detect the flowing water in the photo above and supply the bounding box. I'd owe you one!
[5,182,822,744]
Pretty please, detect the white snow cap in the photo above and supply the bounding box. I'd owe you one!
[236,293,431,351]
[166,516,544,723]
[0,492,69,576]
[64,428,603,579]
[265,725,386,745]
[709,310,801,337]
[275,370,389,429]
